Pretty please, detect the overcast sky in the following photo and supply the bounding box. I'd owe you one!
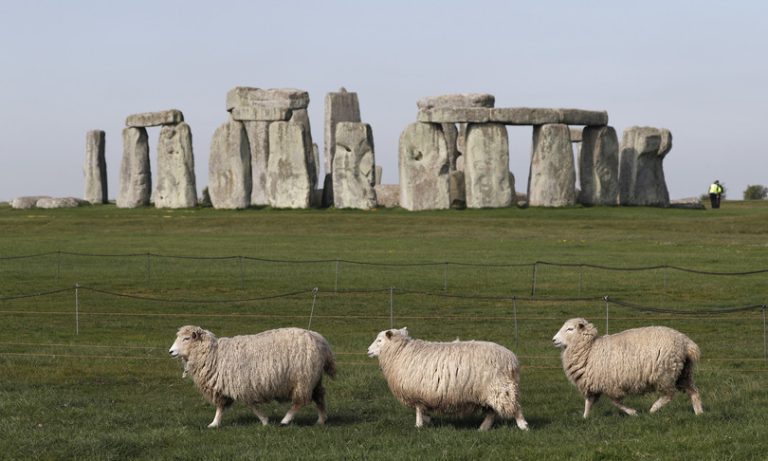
[1,0,766,202]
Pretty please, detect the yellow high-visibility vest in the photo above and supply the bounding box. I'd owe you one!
[709,183,722,194]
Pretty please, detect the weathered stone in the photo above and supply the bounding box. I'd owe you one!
[332,122,376,209]
[226,87,309,111]
[11,196,50,209]
[324,88,361,174]
[267,122,312,209]
[155,122,197,208]
[125,109,184,127]
[528,124,576,207]
[558,109,608,126]
[374,184,400,208]
[289,109,317,191]
[491,108,560,125]
[417,93,495,110]
[442,123,459,171]
[321,174,333,208]
[36,197,86,209]
[670,197,705,210]
[209,120,251,209]
[117,127,151,208]
[375,165,382,185]
[229,106,292,121]
[398,122,450,211]
[417,107,491,123]
[490,108,608,126]
[464,123,513,208]
[243,121,270,206]
[578,126,619,206]
[84,130,108,204]
[619,126,672,207]
[450,170,466,209]
[570,127,583,143]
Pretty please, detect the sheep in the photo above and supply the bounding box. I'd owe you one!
[367,327,528,431]
[552,318,703,418]
[169,325,336,428]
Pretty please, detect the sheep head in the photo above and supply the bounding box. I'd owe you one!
[552,318,597,349]
[169,325,212,360]
[367,327,409,357]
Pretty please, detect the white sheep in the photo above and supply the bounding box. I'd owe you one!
[552,318,703,418]
[367,327,528,431]
[169,325,336,428]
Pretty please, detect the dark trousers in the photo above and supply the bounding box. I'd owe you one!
[709,193,720,209]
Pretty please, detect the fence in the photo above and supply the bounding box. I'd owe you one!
[1,283,766,371]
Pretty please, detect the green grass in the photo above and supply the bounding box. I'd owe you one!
[1,202,767,460]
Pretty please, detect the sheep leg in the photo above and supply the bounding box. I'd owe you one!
[312,384,327,425]
[208,405,225,428]
[247,403,269,426]
[583,393,600,418]
[514,408,529,431]
[479,411,496,431]
[649,393,675,413]
[687,386,704,415]
[415,406,431,428]
[610,398,637,416]
[280,403,304,426]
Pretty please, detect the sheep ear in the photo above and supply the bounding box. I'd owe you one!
[400,327,409,336]
[385,330,393,339]
[191,331,198,339]
[576,322,585,330]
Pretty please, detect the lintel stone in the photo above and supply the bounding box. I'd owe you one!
[126,109,184,127]
[226,87,309,111]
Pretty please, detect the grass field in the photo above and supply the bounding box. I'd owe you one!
[1,201,767,460]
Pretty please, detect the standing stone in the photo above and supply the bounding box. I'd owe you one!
[267,122,312,209]
[243,121,270,206]
[578,126,619,206]
[290,109,317,192]
[464,123,513,208]
[374,165,382,185]
[324,88,361,173]
[528,124,576,207]
[374,184,400,208]
[155,122,197,208]
[450,170,466,209]
[619,126,672,207]
[398,122,450,211]
[117,127,150,208]
[332,122,376,209]
[209,120,251,209]
[443,123,459,171]
[84,130,108,204]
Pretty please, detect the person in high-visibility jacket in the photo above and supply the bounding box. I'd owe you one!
[709,180,723,208]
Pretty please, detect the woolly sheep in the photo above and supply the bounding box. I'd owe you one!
[169,325,336,428]
[552,318,703,418]
[367,327,528,431]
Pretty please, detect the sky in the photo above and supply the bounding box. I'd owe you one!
[1,0,766,202]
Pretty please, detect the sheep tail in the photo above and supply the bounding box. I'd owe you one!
[323,350,337,379]
[685,339,701,363]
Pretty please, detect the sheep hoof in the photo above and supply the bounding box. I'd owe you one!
[625,409,637,416]
[207,422,220,429]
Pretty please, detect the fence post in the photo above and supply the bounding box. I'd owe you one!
[334,259,340,293]
[604,296,610,334]
[75,283,80,335]
[443,262,448,292]
[512,296,519,352]
[146,252,151,286]
[308,288,319,329]
[239,256,245,291]
[763,305,767,363]
[389,287,394,329]
[530,262,538,297]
